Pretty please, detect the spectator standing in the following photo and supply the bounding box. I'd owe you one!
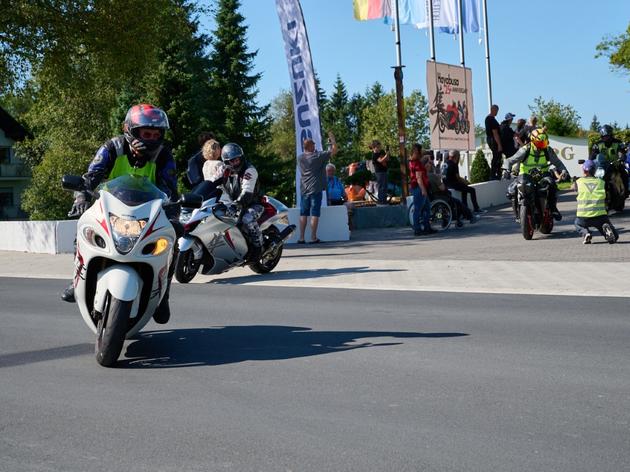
[485,104,503,179]
[297,131,337,244]
[523,116,538,141]
[370,140,390,205]
[444,150,484,214]
[409,143,435,236]
[500,113,517,158]
[326,163,345,206]
[515,118,527,147]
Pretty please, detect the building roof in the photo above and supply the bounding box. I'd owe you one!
[0,106,29,141]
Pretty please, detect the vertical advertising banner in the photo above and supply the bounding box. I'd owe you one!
[427,61,475,151]
[275,0,322,204]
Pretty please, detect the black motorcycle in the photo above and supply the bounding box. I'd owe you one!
[516,168,555,240]
[594,153,627,212]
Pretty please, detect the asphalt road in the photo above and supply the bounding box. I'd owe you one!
[1,277,629,472]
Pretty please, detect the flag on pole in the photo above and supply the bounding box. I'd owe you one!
[353,0,480,34]
[276,0,323,205]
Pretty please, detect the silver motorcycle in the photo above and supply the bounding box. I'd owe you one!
[175,195,295,283]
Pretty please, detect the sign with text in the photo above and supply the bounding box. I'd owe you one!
[476,134,588,177]
[427,61,475,151]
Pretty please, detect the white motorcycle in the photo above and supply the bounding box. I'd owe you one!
[62,174,197,366]
[175,195,295,283]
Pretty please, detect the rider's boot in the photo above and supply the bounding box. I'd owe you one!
[61,283,75,303]
[153,247,178,325]
[551,206,562,221]
[153,284,171,324]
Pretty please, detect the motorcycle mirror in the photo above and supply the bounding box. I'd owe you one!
[577,159,585,165]
[180,193,203,209]
[62,175,85,192]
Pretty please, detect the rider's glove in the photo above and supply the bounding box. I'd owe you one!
[502,169,511,181]
[226,203,239,218]
[130,138,147,155]
[68,191,91,218]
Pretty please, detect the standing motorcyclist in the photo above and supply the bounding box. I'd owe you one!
[590,124,629,197]
[61,104,180,324]
[214,143,264,262]
[503,127,567,221]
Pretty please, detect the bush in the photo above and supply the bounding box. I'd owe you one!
[470,149,491,183]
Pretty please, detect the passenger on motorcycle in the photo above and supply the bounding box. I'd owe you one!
[214,143,265,262]
[590,124,629,197]
[503,128,567,221]
[61,104,180,324]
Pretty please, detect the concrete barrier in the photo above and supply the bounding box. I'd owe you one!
[0,221,59,254]
[406,180,509,211]
[286,205,350,243]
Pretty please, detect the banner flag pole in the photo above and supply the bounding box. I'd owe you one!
[482,0,493,107]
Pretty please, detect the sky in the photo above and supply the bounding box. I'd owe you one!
[201,0,630,129]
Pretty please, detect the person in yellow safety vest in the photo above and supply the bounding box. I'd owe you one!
[589,124,629,198]
[575,159,618,244]
[62,104,181,324]
[503,127,568,221]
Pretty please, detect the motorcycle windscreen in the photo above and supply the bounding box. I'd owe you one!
[97,175,167,207]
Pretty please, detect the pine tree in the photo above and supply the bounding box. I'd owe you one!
[590,114,601,132]
[322,74,351,149]
[208,0,268,155]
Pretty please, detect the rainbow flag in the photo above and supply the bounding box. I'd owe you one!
[353,0,392,21]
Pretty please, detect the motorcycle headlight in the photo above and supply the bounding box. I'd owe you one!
[109,214,148,254]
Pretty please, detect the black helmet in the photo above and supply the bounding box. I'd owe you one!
[123,104,169,158]
[221,143,245,172]
[599,125,613,138]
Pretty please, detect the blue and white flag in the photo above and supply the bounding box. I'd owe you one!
[276,0,323,204]
[380,0,480,34]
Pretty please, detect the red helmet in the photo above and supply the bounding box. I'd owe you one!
[123,104,169,156]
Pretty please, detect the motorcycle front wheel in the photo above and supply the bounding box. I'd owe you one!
[520,205,534,240]
[95,294,131,367]
[175,249,201,284]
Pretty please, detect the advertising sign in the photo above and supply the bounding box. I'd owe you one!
[427,61,475,151]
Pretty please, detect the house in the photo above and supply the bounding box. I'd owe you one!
[0,106,30,220]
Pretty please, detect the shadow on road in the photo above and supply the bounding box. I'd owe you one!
[208,266,405,285]
[119,325,468,368]
[0,343,93,368]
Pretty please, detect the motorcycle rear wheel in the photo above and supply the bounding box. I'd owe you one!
[250,228,283,274]
[95,294,131,367]
[520,205,534,240]
[539,208,554,234]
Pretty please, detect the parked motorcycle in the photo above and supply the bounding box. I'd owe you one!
[516,168,555,240]
[175,195,295,283]
[594,153,627,212]
[61,174,197,366]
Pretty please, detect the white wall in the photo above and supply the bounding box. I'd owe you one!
[0,221,58,253]
[286,205,350,243]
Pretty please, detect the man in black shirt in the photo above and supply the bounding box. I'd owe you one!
[370,140,389,205]
[500,113,517,158]
[485,104,503,179]
[443,150,483,213]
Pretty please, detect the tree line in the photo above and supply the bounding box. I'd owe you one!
[1,3,628,219]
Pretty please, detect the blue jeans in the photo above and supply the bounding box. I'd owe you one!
[376,172,388,204]
[300,191,323,217]
[412,186,430,232]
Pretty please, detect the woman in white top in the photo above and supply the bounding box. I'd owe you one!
[202,139,223,181]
